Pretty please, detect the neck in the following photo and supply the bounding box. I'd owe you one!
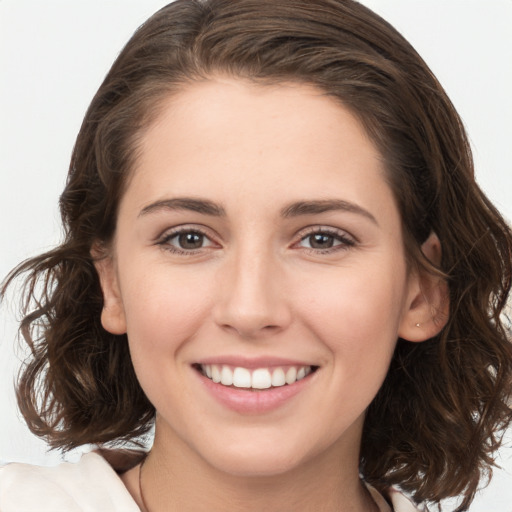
[130,422,377,512]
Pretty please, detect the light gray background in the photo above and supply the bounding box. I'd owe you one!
[1,1,511,510]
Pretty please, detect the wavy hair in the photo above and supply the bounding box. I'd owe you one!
[3,1,512,509]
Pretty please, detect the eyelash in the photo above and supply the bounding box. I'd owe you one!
[156,226,215,255]
[294,227,356,254]
[156,226,356,255]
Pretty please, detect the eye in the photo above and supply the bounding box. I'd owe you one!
[174,231,208,250]
[296,228,356,253]
[158,228,216,253]
[302,233,338,250]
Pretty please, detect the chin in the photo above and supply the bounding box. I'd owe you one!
[211,452,303,478]
[197,434,316,478]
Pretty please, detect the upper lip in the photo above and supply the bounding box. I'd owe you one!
[195,356,316,369]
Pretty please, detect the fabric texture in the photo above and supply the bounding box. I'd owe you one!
[0,452,139,512]
[0,451,421,511]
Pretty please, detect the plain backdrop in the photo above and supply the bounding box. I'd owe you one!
[1,1,511,510]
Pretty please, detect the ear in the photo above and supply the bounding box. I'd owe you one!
[91,244,127,335]
[398,232,449,342]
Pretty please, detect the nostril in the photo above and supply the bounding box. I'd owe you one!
[219,321,282,339]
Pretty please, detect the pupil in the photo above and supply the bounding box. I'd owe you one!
[179,232,203,249]
[310,234,333,249]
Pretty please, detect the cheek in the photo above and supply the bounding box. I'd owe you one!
[297,260,407,371]
[118,267,217,415]
[119,267,214,360]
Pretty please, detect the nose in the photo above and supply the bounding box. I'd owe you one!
[213,247,292,339]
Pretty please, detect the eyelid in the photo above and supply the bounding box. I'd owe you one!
[295,225,357,241]
[292,225,357,252]
[156,223,210,239]
[155,224,220,254]
[153,223,357,255]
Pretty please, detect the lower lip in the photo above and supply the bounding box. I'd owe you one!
[196,370,314,414]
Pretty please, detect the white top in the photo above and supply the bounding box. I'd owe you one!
[0,452,421,512]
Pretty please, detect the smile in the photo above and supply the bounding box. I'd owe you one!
[198,364,315,390]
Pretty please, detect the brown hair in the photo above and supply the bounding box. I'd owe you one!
[3,1,512,509]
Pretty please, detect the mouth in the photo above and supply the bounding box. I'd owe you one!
[193,363,318,390]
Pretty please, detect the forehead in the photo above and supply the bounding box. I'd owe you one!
[122,77,398,229]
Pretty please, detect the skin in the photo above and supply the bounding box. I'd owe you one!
[95,77,447,511]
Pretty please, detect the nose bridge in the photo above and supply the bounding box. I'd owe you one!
[214,239,290,337]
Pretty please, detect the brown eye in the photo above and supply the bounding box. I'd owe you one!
[297,229,355,252]
[308,233,335,249]
[177,232,204,249]
[159,229,215,253]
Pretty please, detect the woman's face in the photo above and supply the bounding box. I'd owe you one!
[98,78,427,477]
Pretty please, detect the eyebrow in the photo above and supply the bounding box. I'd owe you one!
[139,198,226,217]
[138,197,377,225]
[280,199,378,225]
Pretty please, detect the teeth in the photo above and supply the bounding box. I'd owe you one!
[211,365,221,383]
[271,368,286,387]
[221,366,233,386]
[285,367,297,385]
[232,367,251,388]
[251,368,272,389]
[200,364,313,389]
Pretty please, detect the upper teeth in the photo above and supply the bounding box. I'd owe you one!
[201,364,312,389]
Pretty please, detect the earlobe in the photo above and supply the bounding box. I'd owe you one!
[398,232,449,343]
[91,245,127,335]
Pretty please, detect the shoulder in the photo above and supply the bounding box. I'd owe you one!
[367,484,425,512]
[387,488,426,512]
[0,451,140,512]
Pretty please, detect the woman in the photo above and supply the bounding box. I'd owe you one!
[1,1,511,510]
